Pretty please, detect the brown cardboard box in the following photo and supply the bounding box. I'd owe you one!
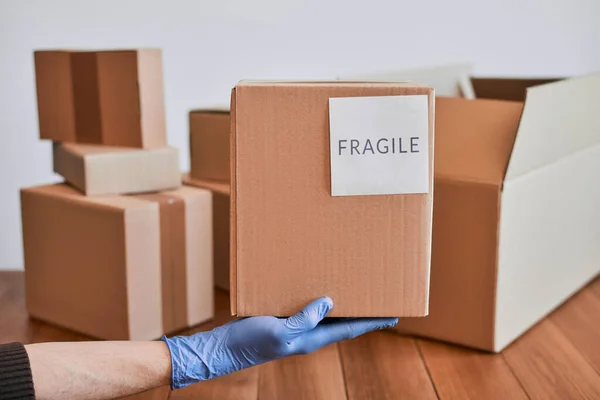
[231,81,435,317]
[53,143,181,196]
[34,49,166,148]
[183,173,230,291]
[21,184,213,340]
[396,73,600,351]
[190,109,230,182]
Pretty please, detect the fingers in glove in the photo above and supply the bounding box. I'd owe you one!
[289,317,398,355]
[283,296,333,340]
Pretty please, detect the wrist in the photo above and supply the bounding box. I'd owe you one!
[161,333,213,390]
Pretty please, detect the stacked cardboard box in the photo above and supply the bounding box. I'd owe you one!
[184,108,231,291]
[21,49,214,340]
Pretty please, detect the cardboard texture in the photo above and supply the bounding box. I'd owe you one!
[396,73,600,352]
[183,174,231,291]
[341,63,475,98]
[53,143,181,196]
[190,109,231,182]
[21,184,213,340]
[231,81,435,317]
[34,49,166,148]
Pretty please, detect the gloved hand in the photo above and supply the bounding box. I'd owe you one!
[162,296,398,389]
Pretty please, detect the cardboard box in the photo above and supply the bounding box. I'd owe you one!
[183,174,230,291]
[231,81,435,317]
[53,143,181,196]
[21,184,213,340]
[396,73,600,352]
[342,63,475,98]
[190,108,230,182]
[34,49,166,148]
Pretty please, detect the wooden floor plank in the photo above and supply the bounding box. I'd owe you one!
[417,339,527,400]
[0,272,39,343]
[170,369,259,400]
[258,343,346,400]
[503,318,600,399]
[339,331,436,400]
[3,272,600,400]
[30,320,90,343]
[550,286,600,374]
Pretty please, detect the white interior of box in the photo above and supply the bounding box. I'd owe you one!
[495,73,600,351]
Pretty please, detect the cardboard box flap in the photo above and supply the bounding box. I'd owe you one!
[505,72,600,181]
[341,63,475,98]
[471,77,563,102]
[435,97,523,185]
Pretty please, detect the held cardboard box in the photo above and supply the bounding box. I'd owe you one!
[34,49,166,148]
[190,108,230,182]
[53,143,181,196]
[342,63,475,98]
[231,81,435,317]
[396,73,600,352]
[183,173,231,291]
[21,184,213,340]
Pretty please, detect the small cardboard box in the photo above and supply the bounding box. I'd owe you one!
[21,184,213,340]
[396,73,600,352]
[34,49,166,148]
[53,143,181,196]
[190,108,230,182]
[183,174,230,291]
[231,81,435,317]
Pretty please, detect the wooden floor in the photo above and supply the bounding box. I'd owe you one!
[1,271,599,399]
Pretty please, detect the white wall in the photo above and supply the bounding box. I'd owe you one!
[1,0,599,270]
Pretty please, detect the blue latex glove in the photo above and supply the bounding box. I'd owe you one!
[162,296,398,389]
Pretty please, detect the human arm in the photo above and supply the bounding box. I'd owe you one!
[25,340,171,400]
[163,296,398,389]
[6,296,396,399]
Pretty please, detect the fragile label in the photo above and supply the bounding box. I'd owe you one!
[329,95,430,196]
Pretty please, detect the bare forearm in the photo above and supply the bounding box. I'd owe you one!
[25,341,171,400]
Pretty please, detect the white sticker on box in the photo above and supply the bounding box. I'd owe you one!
[329,95,429,196]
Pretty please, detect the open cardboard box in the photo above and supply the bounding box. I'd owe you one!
[394,72,600,351]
